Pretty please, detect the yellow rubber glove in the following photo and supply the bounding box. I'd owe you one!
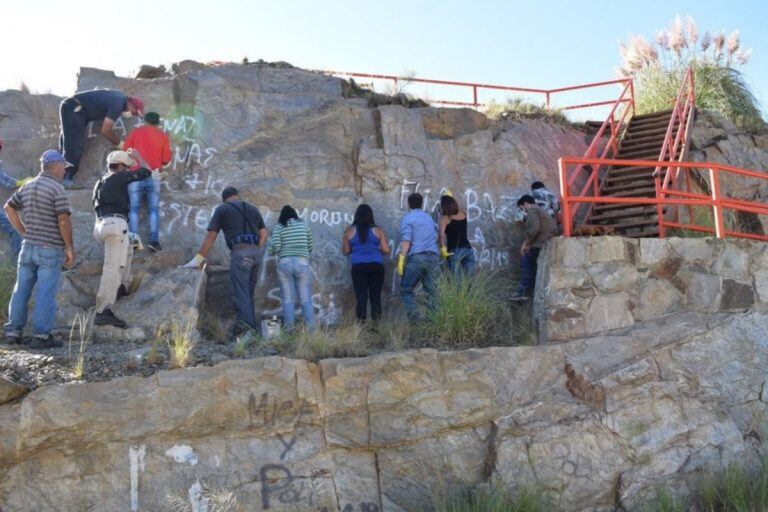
[396,254,406,277]
[439,246,453,260]
[15,177,33,187]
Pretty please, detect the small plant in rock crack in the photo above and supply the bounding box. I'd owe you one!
[68,311,95,379]
[167,484,241,512]
[159,319,195,369]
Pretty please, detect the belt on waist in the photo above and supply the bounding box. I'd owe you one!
[232,243,260,251]
[411,251,438,257]
[97,213,127,221]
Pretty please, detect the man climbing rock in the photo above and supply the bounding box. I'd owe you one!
[123,112,171,251]
[397,192,439,322]
[59,88,144,188]
[3,150,74,349]
[511,194,557,301]
[0,138,32,259]
[182,187,267,336]
[92,150,151,328]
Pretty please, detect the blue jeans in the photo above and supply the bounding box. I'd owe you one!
[0,210,22,259]
[400,252,439,321]
[230,246,262,330]
[4,242,64,337]
[516,247,541,295]
[128,177,160,243]
[447,247,476,275]
[277,256,315,329]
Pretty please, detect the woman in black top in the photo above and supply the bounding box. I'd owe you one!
[438,195,476,275]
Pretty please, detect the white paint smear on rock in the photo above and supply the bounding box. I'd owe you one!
[165,444,199,465]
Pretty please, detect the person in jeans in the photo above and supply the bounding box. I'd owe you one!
[124,112,171,251]
[269,205,315,330]
[511,194,557,301]
[3,150,74,349]
[182,187,267,336]
[59,89,144,188]
[92,150,152,327]
[342,204,390,323]
[0,138,30,259]
[438,194,475,275]
[397,193,439,322]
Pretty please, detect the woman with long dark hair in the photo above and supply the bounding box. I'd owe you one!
[269,205,315,329]
[439,194,476,274]
[342,204,390,322]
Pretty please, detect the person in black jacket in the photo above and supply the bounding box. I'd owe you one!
[92,149,151,327]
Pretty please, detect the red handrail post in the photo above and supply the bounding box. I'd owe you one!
[558,158,572,237]
[629,79,636,117]
[546,92,551,110]
[472,85,478,109]
[710,167,725,238]
[655,172,666,238]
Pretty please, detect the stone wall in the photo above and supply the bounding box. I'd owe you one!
[534,236,767,342]
[0,61,590,336]
[0,307,766,511]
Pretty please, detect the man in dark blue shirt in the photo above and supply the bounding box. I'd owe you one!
[59,89,144,188]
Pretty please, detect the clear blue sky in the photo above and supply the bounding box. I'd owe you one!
[3,0,767,116]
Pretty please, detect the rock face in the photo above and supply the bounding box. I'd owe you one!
[535,236,767,341]
[0,61,590,336]
[0,306,765,511]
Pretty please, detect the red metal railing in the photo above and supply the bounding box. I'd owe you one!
[562,79,636,224]
[317,70,632,111]
[559,157,768,241]
[656,67,696,237]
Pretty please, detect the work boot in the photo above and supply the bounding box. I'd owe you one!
[117,284,130,300]
[94,308,128,328]
[3,332,23,345]
[148,241,162,252]
[29,335,62,350]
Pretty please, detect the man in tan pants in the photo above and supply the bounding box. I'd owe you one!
[92,149,151,327]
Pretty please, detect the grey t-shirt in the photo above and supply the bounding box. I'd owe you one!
[7,174,71,248]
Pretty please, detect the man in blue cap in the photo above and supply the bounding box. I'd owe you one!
[3,150,74,349]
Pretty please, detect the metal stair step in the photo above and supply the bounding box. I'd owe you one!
[590,206,659,222]
[605,170,665,184]
[631,109,674,121]
[601,186,657,197]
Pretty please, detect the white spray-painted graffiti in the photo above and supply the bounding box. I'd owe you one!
[129,445,146,512]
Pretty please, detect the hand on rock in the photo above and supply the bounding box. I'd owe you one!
[181,253,206,269]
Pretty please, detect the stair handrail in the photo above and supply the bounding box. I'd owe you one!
[560,79,636,227]
[559,156,768,241]
[654,67,696,236]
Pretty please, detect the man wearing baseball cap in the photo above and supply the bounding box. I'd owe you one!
[92,149,151,328]
[3,150,74,349]
[182,186,267,336]
[59,88,144,188]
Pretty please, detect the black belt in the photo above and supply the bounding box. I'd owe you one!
[411,251,438,256]
[98,214,127,221]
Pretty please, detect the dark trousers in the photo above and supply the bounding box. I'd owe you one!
[59,100,88,178]
[351,262,385,321]
[230,246,262,330]
[517,247,541,294]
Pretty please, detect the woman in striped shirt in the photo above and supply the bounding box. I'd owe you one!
[269,205,316,330]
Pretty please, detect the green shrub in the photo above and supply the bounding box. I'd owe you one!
[426,485,551,512]
[483,98,569,125]
[419,270,521,350]
[619,16,765,133]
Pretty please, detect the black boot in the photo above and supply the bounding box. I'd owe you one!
[94,308,128,328]
[29,335,62,349]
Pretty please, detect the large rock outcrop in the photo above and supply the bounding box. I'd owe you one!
[0,309,765,511]
[0,61,590,335]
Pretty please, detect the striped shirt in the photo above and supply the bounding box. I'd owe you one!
[269,218,313,259]
[6,173,70,248]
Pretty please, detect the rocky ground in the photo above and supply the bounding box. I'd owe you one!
[0,334,277,390]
